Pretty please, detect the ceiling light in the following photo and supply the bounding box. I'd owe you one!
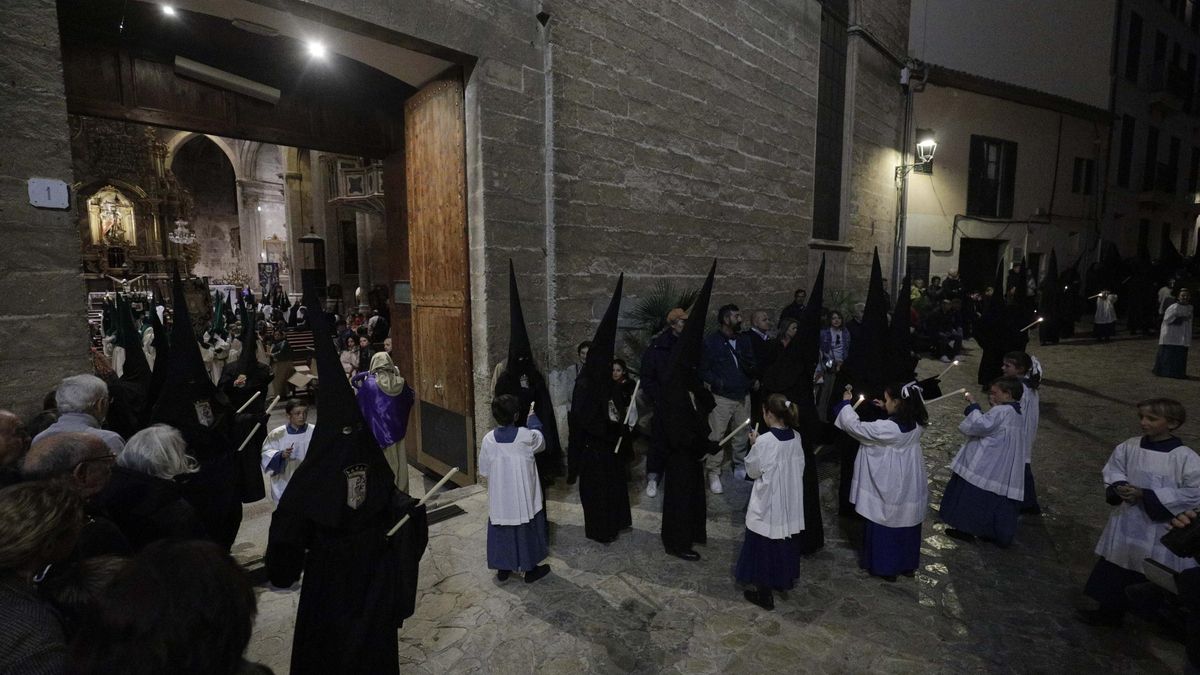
[306,40,327,58]
[161,5,176,16]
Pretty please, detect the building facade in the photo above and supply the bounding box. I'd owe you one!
[904,67,1110,293]
[0,0,912,482]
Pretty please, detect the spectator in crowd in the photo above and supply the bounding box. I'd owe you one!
[69,539,271,675]
[779,289,807,324]
[0,480,85,674]
[96,425,207,550]
[33,375,125,454]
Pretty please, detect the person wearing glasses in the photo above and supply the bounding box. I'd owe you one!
[22,432,129,560]
[31,374,125,454]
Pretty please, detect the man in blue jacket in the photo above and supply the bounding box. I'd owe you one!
[701,304,758,493]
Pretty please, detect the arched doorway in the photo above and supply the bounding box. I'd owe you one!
[173,136,242,283]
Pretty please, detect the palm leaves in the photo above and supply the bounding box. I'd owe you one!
[620,278,700,363]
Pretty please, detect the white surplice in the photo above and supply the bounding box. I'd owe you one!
[1095,436,1200,573]
[835,405,927,528]
[260,423,314,503]
[1020,381,1040,465]
[1159,302,1194,347]
[950,403,1025,501]
[477,426,545,526]
[744,429,806,539]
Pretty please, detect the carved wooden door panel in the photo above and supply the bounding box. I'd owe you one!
[405,72,474,485]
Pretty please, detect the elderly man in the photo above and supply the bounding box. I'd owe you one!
[33,374,125,453]
[22,431,129,557]
[0,410,30,488]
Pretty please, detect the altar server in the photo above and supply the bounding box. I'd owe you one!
[938,377,1025,546]
[1002,352,1042,514]
[737,394,806,610]
[478,393,551,583]
[1079,398,1200,626]
[261,400,314,503]
[835,381,928,581]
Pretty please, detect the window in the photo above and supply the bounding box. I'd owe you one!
[1143,125,1160,191]
[811,0,848,241]
[906,246,931,285]
[1126,12,1143,82]
[1072,157,1095,195]
[967,135,1017,218]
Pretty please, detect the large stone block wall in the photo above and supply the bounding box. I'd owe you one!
[0,0,86,414]
[546,0,824,358]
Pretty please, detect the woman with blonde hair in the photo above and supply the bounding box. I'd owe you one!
[0,480,84,673]
[97,424,207,550]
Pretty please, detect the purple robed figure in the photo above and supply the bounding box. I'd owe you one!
[352,351,415,489]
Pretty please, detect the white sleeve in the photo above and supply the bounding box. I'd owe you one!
[527,429,546,455]
[1100,442,1130,486]
[1154,448,1200,511]
[478,438,493,478]
[835,405,901,446]
[744,438,771,480]
[958,407,1005,437]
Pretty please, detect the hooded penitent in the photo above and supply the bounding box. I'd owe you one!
[976,259,1026,385]
[1126,241,1156,335]
[356,350,416,450]
[150,267,241,549]
[217,293,269,504]
[265,282,428,675]
[847,248,890,392]
[569,273,633,542]
[1039,249,1061,345]
[659,260,718,554]
[494,261,562,480]
[887,273,917,385]
[762,255,825,434]
[144,287,171,415]
[105,294,152,439]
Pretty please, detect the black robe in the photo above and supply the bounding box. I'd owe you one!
[570,373,632,542]
[267,494,428,675]
[660,377,715,553]
[218,360,272,504]
[760,339,825,551]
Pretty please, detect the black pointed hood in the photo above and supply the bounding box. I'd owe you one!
[115,294,151,388]
[144,287,171,414]
[150,267,232,461]
[796,255,826,371]
[668,260,716,377]
[273,283,397,529]
[234,292,259,373]
[987,258,1006,317]
[849,249,889,389]
[505,260,535,368]
[582,274,624,382]
[887,273,915,383]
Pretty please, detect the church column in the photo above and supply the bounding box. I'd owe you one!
[237,178,285,290]
[355,210,372,311]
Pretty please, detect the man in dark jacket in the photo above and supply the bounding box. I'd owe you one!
[744,310,773,434]
[638,307,686,498]
[701,304,758,493]
[779,288,806,324]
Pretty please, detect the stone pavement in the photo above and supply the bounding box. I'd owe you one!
[244,331,1198,673]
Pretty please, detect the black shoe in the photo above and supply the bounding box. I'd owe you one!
[667,548,701,561]
[1020,506,1042,516]
[496,570,511,582]
[524,564,551,583]
[876,574,898,583]
[1076,608,1122,627]
[743,589,775,610]
[592,534,617,544]
[944,528,976,542]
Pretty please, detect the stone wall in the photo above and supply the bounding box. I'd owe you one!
[0,0,85,414]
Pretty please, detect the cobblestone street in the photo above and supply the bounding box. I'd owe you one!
[245,332,1198,673]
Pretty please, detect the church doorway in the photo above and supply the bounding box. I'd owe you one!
[58,0,479,484]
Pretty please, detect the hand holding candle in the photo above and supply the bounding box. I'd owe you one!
[1019,317,1044,333]
[936,359,959,379]
[719,418,752,447]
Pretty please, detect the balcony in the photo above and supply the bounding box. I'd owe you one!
[1149,64,1192,115]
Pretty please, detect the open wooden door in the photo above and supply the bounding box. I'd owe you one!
[404,72,474,485]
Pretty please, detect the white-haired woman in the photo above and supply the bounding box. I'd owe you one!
[96,424,207,550]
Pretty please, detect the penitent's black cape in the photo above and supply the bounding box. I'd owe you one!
[976,260,1024,386]
[494,261,563,480]
[570,274,633,542]
[217,293,269,504]
[835,252,891,516]
[150,268,241,549]
[1039,249,1062,345]
[104,294,152,440]
[265,283,428,675]
[660,260,718,554]
[144,288,171,415]
[763,255,826,552]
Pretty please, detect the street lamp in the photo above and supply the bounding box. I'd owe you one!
[893,129,938,291]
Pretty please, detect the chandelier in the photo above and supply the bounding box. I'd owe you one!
[168,219,196,246]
